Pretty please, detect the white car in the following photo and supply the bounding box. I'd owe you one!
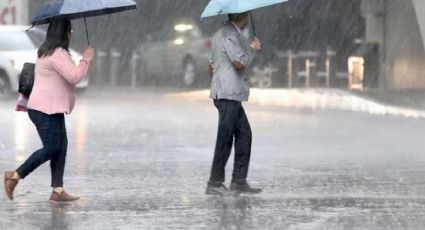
[140,19,211,87]
[0,25,89,97]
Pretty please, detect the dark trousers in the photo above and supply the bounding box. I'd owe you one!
[209,99,252,185]
[16,109,68,187]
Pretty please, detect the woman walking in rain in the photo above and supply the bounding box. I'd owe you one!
[4,18,94,203]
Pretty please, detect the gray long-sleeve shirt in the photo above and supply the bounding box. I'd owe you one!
[209,23,256,102]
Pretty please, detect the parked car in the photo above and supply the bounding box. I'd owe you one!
[0,25,89,97]
[139,19,211,87]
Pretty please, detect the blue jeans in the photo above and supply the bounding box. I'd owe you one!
[16,109,68,187]
[209,99,252,185]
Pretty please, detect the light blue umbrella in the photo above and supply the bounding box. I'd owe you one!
[201,0,288,18]
[201,0,288,35]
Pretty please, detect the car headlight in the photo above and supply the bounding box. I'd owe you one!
[174,38,185,45]
[174,24,194,32]
[12,60,25,72]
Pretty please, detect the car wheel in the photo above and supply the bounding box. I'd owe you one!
[182,58,196,87]
[0,71,12,98]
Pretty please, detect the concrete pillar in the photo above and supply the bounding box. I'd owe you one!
[130,50,140,89]
[305,59,310,88]
[287,50,293,88]
[109,49,121,87]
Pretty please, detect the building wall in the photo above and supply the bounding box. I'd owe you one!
[386,0,425,89]
[363,0,425,89]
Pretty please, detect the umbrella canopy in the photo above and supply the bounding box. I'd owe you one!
[32,0,137,25]
[201,0,288,18]
[31,0,137,45]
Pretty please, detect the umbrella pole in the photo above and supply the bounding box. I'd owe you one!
[249,11,256,37]
[84,16,90,46]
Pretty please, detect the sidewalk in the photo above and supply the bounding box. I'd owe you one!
[167,88,425,119]
[2,87,425,229]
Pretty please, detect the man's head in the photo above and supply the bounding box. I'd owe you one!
[228,12,250,29]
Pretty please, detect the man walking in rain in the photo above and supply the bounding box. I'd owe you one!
[206,12,262,196]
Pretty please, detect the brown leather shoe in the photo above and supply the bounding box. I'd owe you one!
[4,171,19,200]
[49,191,80,203]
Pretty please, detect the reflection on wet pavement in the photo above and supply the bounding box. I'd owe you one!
[1,90,425,229]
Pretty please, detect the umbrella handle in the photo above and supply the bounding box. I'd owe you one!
[249,12,256,37]
[84,16,90,46]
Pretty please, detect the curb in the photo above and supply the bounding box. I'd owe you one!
[167,89,425,119]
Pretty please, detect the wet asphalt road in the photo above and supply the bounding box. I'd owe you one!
[1,89,425,230]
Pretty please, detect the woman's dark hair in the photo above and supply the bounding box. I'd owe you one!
[228,12,249,23]
[37,17,72,58]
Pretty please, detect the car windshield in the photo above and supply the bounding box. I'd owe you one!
[0,30,42,51]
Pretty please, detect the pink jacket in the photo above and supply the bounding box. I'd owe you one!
[27,48,90,115]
